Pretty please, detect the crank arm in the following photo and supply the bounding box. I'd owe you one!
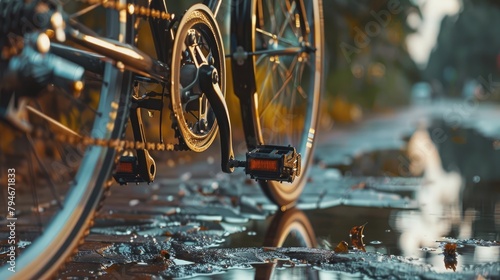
[199,65,235,173]
[129,98,156,183]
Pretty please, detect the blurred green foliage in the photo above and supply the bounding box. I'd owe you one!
[323,0,421,110]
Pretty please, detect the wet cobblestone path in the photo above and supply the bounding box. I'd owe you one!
[59,101,499,279]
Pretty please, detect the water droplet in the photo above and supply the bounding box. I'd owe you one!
[181,172,192,181]
[473,176,480,183]
[129,199,140,207]
[370,240,382,245]
[247,231,257,236]
[211,182,219,189]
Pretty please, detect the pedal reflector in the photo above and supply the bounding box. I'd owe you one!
[248,158,279,173]
[113,154,145,185]
[116,161,134,173]
[245,145,301,183]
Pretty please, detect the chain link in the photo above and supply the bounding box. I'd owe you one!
[30,126,177,151]
[82,0,173,20]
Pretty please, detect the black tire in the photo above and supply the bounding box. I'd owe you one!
[232,0,324,208]
[0,2,133,279]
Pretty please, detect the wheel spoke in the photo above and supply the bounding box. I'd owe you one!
[256,28,296,46]
[70,3,101,19]
[27,146,43,231]
[257,58,276,104]
[26,106,82,138]
[60,89,101,117]
[267,0,276,33]
[260,64,293,117]
[294,59,307,100]
[26,134,63,209]
[278,1,296,40]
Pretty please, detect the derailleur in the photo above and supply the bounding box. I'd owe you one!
[0,32,85,132]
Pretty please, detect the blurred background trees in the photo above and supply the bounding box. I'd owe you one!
[425,0,500,97]
[322,0,500,122]
[72,0,500,122]
[322,0,422,122]
[167,0,425,122]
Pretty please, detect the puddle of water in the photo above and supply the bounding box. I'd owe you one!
[53,118,499,279]
[335,121,497,273]
[217,120,499,278]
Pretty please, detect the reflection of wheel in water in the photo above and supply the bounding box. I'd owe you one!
[170,4,225,152]
[263,208,317,248]
[233,0,324,207]
[257,208,317,279]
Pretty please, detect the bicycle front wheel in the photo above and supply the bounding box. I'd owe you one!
[0,2,133,279]
[232,0,324,207]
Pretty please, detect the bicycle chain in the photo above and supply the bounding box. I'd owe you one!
[81,0,193,151]
[80,0,173,21]
[33,0,190,152]
[30,126,178,151]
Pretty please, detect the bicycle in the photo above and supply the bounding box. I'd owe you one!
[0,0,323,278]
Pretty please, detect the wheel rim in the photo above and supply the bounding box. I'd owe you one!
[251,0,323,206]
[0,2,132,278]
[171,5,225,152]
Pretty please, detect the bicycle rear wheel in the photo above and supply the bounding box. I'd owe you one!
[0,2,133,279]
[232,0,324,207]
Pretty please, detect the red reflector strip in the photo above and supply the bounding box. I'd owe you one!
[248,159,279,172]
[116,162,134,173]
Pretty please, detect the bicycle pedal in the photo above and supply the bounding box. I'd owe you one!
[113,154,145,185]
[244,145,301,183]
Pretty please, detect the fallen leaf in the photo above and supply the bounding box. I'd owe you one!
[443,243,457,255]
[443,243,457,271]
[350,223,367,252]
[160,249,170,259]
[334,241,349,253]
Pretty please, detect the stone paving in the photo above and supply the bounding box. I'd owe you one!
[57,100,500,279]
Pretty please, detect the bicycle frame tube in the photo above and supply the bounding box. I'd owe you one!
[58,0,222,85]
[148,0,173,64]
[67,29,170,83]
